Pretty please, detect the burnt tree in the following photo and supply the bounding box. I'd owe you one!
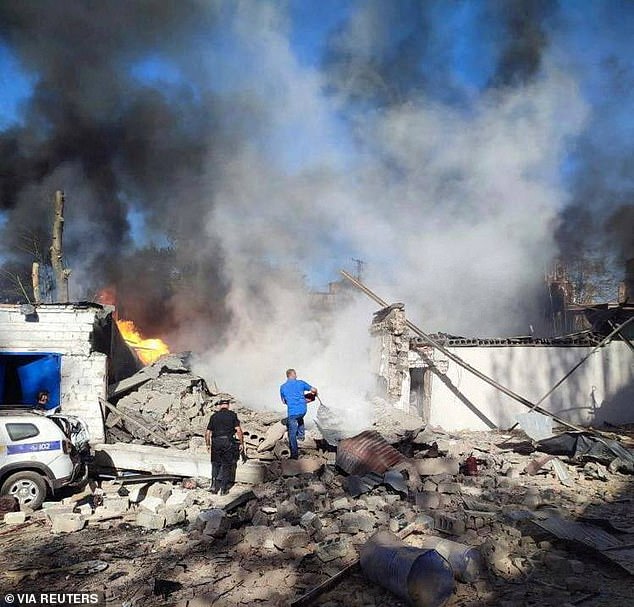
[50,190,71,302]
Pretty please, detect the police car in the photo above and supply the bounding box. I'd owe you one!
[0,408,89,509]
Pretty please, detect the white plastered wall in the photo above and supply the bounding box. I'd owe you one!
[425,342,634,431]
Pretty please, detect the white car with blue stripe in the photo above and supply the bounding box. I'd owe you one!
[0,408,89,509]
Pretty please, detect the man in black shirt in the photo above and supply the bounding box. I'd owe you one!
[205,398,244,495]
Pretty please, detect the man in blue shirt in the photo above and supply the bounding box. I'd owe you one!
[280,368,318,459]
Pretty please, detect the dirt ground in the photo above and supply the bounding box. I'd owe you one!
[1,429,633,607]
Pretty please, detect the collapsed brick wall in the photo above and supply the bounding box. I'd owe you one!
[369,305,411,411]
[106,354,286,456]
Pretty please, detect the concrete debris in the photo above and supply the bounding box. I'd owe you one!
[139,495,165,513]
[273,525,310,550]
[414,457,460,476]
[3,511,27,525]
[3,423,634,606]
[50,512,87,534]
[316,537,351,562]
[281,457,323,476]
[136,510,166,530]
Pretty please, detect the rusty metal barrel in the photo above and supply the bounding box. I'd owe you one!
[359,531,455,607]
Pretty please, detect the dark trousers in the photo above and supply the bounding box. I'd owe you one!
[211,436,239,491]
[287,415,305,459]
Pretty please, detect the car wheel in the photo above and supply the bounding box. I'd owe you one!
[0,471,48,510]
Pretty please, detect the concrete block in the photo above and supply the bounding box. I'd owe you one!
[161,528,186,546]
[415,491,441,509]
[434,513,466,536]
[273,526,310,550]
[3,511,26,525]
[361,496,387,513]
[281,458,323,476]
[163,508,186,527]
[414,514,435,529]
[136,510,166,530]
[436,482,461,495]
[44,505,75,522]
[276,499,299,521]
[146,483,173,501]
[307,482,328,495]
[300,511,323,532]
[203,511,230,537]
[165,489,191,508]
[51,513,86,534]
[244,525,274,549]
[340,510,375,534]
[330,497,349,511]
[139,496,165,513]
[414,458,460,476]
[102,495,130,514]
[315,537,350,562]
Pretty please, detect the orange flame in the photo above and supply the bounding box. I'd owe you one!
[96,287,169,365]
[117,319,170,366]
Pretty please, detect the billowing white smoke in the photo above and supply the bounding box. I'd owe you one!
[192,6,588,433]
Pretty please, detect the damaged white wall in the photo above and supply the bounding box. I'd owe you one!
[421,342,634,431]
[371,306,634,431]
[0,304,106,442]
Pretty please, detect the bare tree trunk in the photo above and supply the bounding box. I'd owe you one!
[32,261,41,304]
[51,190,70,302]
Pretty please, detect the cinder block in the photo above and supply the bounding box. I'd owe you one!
[164,508,186,527]
[139,496,165,513]
[51,513,86,534]
[414,458,460,476]
[136,510,166,530]
[273,526,309,550]
[3,511,26,525]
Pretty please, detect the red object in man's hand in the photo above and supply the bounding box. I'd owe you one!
[304,392,316,402]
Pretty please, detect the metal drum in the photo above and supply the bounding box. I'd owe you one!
[418,537,482,583]
[359,531,455,607]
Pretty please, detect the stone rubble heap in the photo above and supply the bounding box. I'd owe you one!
[3,423,634,606]
[106,353,293,459]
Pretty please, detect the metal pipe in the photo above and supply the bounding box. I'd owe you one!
[528,316,634,412]
[608,320,634,355]
[340,270,585,433]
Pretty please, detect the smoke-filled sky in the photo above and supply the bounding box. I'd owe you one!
[0,1,632,414]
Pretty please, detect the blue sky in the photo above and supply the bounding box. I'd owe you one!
[0,1,632,288]
[0,42,36,130]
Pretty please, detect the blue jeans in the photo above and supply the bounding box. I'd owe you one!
[287,415,305,459]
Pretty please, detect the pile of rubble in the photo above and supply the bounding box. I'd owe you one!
[2,420,634,606]
[105,353,285,454]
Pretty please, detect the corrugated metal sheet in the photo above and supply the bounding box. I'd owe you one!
[535,516,634,575]
[336,430,405,475]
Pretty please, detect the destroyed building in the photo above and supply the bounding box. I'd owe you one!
[0,303,139,442]
[371,303,634,432]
